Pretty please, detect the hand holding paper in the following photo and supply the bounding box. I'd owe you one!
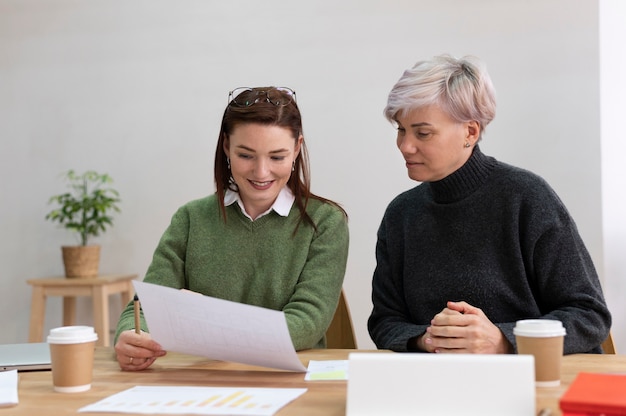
[133,281,306,372]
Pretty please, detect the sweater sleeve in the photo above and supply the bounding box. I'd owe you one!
[515,197,612,354]
[368,214,428,352]
[114,205,190,344]
[282,204,350,350]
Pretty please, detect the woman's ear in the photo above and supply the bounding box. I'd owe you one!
[223,135,230,155]
[466,120,481,144]
[294,135,303,158]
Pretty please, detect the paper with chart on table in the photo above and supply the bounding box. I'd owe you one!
[78,386,307,415]
[133,281,306,371]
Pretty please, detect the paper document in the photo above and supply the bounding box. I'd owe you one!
[78,386,307,415]
[133,281,306,371]
[0,369,18,408]
[305,360,349,380]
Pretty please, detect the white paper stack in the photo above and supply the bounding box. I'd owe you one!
[0,369,18,408]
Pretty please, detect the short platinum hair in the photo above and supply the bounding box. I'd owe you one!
[384,54,496,139]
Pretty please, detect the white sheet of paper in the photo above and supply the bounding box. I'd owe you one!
[78,386,307,415]
[305,360,349,380]
[133,281,306,372]
[0,369,18,408]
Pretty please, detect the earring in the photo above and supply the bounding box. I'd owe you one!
[227,158,231,170]
[464,142,471,148]
[292,161,295,172]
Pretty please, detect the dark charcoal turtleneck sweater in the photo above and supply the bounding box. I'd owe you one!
[368,146,611,353]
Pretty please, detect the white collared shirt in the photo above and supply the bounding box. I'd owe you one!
[224,186,295,221]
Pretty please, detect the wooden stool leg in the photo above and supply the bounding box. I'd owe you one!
[28,286,46,342]
[62,297,77,326]
[92,286,108,347]
[120,281,133,307]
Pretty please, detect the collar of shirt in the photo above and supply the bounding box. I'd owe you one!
[224,186,295,220]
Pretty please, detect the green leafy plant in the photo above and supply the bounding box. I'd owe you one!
[45,170,121,246]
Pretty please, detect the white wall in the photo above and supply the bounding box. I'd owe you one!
[0,0,620,351]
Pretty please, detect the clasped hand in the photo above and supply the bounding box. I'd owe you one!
[420,301,512,354]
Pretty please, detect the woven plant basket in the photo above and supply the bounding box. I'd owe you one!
[61,245,100,278]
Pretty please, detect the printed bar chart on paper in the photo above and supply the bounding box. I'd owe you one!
[78,386,307,415]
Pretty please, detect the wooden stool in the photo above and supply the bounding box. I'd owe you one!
[27,274,137,347]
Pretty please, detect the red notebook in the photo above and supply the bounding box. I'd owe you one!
[560,372,626,416]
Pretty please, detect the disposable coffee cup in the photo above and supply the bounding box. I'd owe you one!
[513,319,566,387]
[47,326,98,393]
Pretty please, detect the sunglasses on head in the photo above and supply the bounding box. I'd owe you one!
[227,87,297,107]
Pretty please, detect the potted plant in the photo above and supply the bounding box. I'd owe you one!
[45,170,121,278]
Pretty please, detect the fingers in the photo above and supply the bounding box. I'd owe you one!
[421,333,433,352]
[446,301,485,316]
[424,301,495,353]
[426,324,483,353]
[118,355,158,371]
[116,347,165,371]
[430,308,485,339]
[114,330,166,371]
[444,301,466,314]
[431,309,466,327]
[431,301,485,326]
[423,328,465,353]
[425,303,507,353]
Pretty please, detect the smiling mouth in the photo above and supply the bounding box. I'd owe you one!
[249,180,274,188]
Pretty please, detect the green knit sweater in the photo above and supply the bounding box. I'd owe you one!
[115,194,349,350]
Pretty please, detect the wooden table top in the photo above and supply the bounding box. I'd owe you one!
[537,353,626,415]
[11,348,626,415]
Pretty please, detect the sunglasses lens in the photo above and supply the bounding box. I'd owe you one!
[229,88,254,106]
[266,88,296,106]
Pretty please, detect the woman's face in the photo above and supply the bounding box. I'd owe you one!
[224,123,301,219]
[395,105,479,182]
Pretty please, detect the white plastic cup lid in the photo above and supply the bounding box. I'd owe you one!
[47,326,98,344]
[513,319,566,337]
